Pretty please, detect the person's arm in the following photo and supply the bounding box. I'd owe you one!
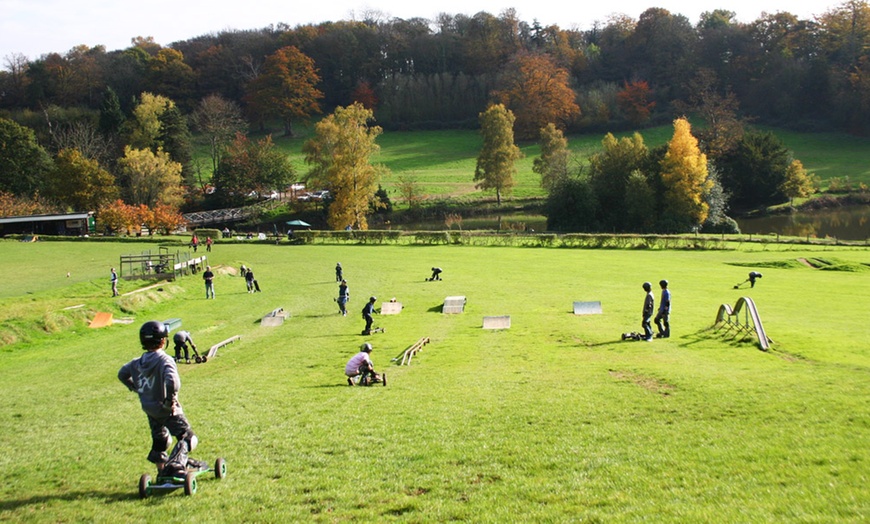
[118,362,136,392]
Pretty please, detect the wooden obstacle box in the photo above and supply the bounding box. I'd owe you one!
[207,335,241,358]
[573,301,603,315]
[392,337,430,366]
[380,301,403,315]
[442,296,466,314]
[483,316,511,329]
[261,307,289,327]
[88,312,113,328]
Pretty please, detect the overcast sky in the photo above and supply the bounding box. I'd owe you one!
[1,0,834,60]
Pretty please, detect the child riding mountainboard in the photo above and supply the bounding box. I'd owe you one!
[119,320,225,497]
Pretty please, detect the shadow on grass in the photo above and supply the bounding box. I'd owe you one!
[0,489,140,511]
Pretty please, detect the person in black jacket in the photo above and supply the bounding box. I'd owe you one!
[361,296,377,335]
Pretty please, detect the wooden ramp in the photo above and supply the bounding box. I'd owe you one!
[483,315,511,329]
[261,307,288,327]
[442,296,466,314]
[573,301,603,315]
[381,301,403,315]
[88,312,113,328]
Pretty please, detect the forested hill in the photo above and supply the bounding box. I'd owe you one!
[2,2,869,135]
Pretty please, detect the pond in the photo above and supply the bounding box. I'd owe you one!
[735,205,870,241]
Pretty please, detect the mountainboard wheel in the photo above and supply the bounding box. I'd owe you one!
[214,458,227,479]
[201,356,208,363]
[382,373,387,387]
[195,356,202,363]
[184,471,197,496]
[138,473,151,499]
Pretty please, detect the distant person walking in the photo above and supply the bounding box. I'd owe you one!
[111,267,119,297]
[641,282,654,341]
[191,234,199,253]
[205,236,213,252]
[335,263,343,282]
[655,280,671,338]
[337,280,349,316]
[203,265,215,299]
[245,267,260,292]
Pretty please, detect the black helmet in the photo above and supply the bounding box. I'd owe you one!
[642,282,652,291]
[140,320,169,348]
[369,296,377,302]
[360,343,373,352]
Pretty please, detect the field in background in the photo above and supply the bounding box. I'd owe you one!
[1,240,868,521]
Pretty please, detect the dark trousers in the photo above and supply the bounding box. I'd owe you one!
[364,314,373,333]
[655,311,670,337]
[642,317,653,340]
[146,411,193,465]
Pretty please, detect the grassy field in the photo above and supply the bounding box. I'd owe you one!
[262,124,870,201]
[1,239,868,521]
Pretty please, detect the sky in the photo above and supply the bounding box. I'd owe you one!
[1,0,837,60]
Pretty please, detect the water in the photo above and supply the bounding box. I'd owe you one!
[735,206,870,241]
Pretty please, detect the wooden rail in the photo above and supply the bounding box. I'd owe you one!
[392,337,430,365]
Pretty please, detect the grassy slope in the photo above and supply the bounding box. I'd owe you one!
[264,124,869,201]
[0,240,868,521]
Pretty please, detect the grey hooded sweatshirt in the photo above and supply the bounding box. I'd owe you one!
[118,350,183,418]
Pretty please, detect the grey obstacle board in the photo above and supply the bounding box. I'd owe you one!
[573,301,603,315]
[381,301,403,315]
[483,315,511,329]
[261,307,289,327]
[442,296,466,314]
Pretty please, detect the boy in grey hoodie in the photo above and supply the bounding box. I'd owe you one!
[119,320,206,477]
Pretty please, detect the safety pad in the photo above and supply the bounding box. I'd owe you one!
[381,301,403,315]
[483,316,511,329]
[88,312,113,328]
[573,301,603,315]
[442,296,466,314]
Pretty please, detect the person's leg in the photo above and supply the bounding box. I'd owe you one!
[642,318,652,340]
[162,414,201,475]
[662,312,670,337]
[174,344,182,361]
[654,312,664,336]
[147,416,172,472]
[365,314,373,333]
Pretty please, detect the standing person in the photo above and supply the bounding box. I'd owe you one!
[655,280,671,339]
[118,321,207,478]
[203,265,215,299]
[337,280,349,316]
[191,233,199,253]
[111,267,119,297]
[429,267,443,281]
[361,296,377,335]
[641,282,654,341]
[345,343,382,386]
[245,267,255,293]
[749,271,763,288]
[205,236,213,252]
[173,330,198,364]
[335,263,343,282]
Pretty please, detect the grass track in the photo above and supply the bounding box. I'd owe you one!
[0,240,868,521]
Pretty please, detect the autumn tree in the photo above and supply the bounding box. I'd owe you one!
[780,159,818,205]
[674,68,744,159]
[659,117,712,230]
[475,104,522,205]
[127,92,173,150]
[493,52,580,140]
[616,80,656,125]
[350,80,378,109]
[43,148,118,212]
[533,123,570,192]
[190,94,247,175]
[246,46,324,136]
[0,118,53,196]
[213,133,295,207]
[303,103,385,230]
[118,146,183,208]
[0,191,61,217]
[97,199,138,234]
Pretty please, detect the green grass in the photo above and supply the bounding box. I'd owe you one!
[1,239,869,521]
[263,124,870,205]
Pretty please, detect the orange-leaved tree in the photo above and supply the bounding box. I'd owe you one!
[245,46,323,136]
[493,52,580,140]
[616,80,656,126]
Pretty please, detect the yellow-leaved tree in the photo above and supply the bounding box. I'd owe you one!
[118,146,183,209]
[303,103,385,230]
[660,117,712,229]
[474,104,522,205]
